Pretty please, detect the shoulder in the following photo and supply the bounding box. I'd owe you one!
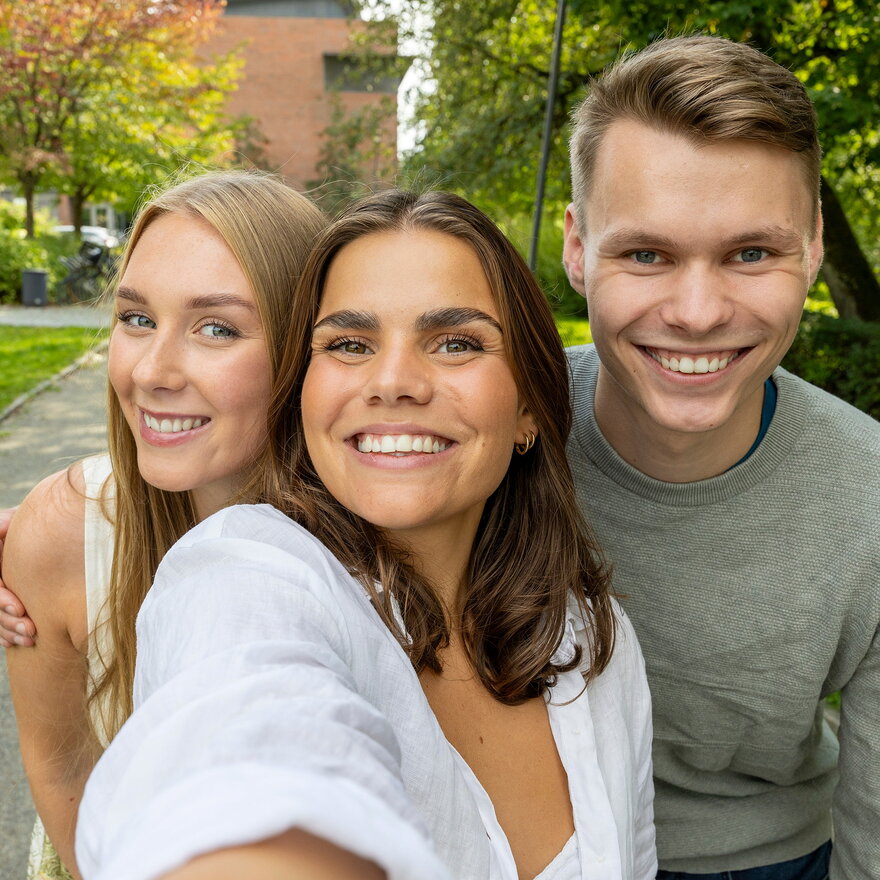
[135,505,369,693]
[169,504,346,580]
[145,504,362,622]
[4,463,89,634]
[564,343,598,373]
[776,367,880,454]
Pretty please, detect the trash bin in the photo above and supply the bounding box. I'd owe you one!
[21,269,48,306]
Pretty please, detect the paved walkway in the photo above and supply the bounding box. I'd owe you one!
[0,305,109,876]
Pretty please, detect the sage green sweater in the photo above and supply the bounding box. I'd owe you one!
[566,345,880,878]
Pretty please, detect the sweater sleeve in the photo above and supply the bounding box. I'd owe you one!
[75,507,451,880]
[831,621,880,880]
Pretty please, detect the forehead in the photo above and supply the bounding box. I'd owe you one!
[584,119,815,244]
[121,213,254,300]
[319,228,498,318]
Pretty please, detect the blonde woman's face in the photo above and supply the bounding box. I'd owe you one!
[109,212,272,519]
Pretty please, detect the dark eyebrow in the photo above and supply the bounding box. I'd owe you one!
[414,308,502,333]
[313,307,503,334]
[313,310,380,332]
[115,287,256,312]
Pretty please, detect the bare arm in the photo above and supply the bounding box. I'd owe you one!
[5,467,97,880]
[160,829,384,880]
[0,504,37,647]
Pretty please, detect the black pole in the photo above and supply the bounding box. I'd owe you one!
[528,0,567,272]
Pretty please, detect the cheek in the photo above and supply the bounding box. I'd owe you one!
[107,334,135,399]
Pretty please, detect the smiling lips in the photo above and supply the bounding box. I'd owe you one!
[645,347,744,375]
[356,433,450,455]
[142,410,209,435]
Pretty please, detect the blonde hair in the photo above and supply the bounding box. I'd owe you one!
[90,170,327,736]
[570,35,821,231]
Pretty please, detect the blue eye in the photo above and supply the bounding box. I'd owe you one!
[734,248,769,263]
[198,322,237,338]
[630,251,659,264]
[118,312,155,329]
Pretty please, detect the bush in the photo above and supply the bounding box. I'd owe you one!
[0,227,79,304]
[783,312,880,419]
[0,232,51,304]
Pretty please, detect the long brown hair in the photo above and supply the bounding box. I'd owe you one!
[256,189,615,705]
[89,170,327,738]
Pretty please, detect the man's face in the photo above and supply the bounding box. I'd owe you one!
[563,118,823,467]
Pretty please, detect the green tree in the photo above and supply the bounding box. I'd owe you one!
[0,0,233,236]
[356,0,880,320]
[46,37,245,226]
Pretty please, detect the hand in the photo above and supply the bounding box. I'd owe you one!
[0,506,35,648]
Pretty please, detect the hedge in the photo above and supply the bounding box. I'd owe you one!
[782,312,880,419]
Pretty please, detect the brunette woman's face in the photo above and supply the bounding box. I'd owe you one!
[109,212,272,518]
[301,229,536,548]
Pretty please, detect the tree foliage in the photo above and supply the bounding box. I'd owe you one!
[0,0,240,235]
[355,0,880,320]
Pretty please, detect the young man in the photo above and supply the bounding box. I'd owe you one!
[562,35,879,880]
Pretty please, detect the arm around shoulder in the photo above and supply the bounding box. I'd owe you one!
[5,464,96,880]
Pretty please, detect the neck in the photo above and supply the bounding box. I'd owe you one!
[191,486,230,522]
[594,371,765,483]
[389,516,481,621]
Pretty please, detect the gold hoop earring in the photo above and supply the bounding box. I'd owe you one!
[514,431,537,455]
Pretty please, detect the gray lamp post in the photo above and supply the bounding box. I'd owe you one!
[528,0,567,273]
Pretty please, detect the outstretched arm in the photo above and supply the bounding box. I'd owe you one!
[5,469,95,880]
[0,505,37,648]
[160,829,384,880]
[77,506,451,880]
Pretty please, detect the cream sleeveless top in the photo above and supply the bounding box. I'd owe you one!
[26,454,115,880]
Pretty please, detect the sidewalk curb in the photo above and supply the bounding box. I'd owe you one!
[0,340,108,425]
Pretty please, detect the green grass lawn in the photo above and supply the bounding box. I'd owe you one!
[0,326,108,414]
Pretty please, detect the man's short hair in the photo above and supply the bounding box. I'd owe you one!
[569,35,821,230]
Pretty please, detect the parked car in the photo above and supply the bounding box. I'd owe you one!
[53,225,123,249]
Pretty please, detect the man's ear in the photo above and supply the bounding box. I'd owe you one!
[808,208,824,286]
[562,204,587,296]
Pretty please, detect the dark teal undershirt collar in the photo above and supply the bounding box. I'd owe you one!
[729,377,778,470]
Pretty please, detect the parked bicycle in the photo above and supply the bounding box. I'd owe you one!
[57,241,117,303]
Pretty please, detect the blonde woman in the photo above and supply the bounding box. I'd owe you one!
[3,170,326,880]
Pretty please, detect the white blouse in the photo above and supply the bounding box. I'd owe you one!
[76,505,656,880]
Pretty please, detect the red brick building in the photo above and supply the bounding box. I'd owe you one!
[208,0,402,187]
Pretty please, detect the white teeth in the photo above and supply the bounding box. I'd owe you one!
[357,433,449,455]
[648,350,739,374]
[144,413,204,434]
